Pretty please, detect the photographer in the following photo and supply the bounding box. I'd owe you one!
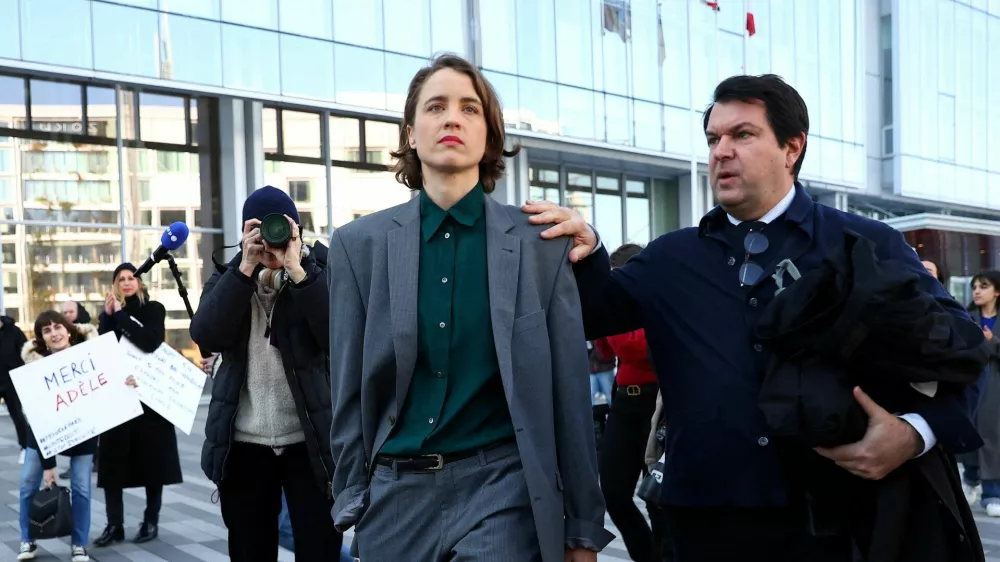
[190,186,341,561]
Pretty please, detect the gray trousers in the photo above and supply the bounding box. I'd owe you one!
[355,442,542,561]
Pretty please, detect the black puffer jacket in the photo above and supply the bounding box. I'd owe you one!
[190,243,333,496]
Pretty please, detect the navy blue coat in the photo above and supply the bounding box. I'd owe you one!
[573,184,982,508]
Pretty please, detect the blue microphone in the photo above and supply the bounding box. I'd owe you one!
[134,222,190,277]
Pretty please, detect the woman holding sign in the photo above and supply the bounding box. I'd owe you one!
[93,263,182,548]
[17,310,101,561]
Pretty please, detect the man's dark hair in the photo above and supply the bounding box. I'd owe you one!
[610,243,643,268]
[391,53,519,194]
[703,74,810,180]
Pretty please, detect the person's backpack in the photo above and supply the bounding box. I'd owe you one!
[28,486,73,540]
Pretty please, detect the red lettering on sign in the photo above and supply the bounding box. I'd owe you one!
[78,380,88,397]
[55,394,68,412]
[97,373,107,386]
[66,389,79,404]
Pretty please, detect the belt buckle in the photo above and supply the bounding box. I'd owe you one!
[422,454,444,470]
[626,385,642,396]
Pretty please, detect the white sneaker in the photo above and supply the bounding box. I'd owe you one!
[71,545,90,562]
[18,449,25,465]
[986,502,1000,517]
[16,542,36,560]
[964,483,982,505]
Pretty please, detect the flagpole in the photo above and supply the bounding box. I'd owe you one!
[688,0,699,221]
[743,0,748,73]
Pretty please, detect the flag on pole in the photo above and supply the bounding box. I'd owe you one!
[746,11,756,36]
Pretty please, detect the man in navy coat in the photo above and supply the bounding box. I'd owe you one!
[524,74,983,561]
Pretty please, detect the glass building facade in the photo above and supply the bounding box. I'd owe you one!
[890,0,1000,208]
[0,0,998,365]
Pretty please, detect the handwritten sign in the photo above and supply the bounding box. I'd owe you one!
[118,339,207,435]
[11,333,144,459]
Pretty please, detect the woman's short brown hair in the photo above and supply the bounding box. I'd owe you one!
[31,310,83,356]
[390,53,519,194]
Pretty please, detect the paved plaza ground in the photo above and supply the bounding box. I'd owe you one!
[1,406,999,561]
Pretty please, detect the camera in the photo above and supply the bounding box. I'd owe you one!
[260,213,292,248]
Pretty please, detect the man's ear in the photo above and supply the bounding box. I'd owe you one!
[784,133,806,171]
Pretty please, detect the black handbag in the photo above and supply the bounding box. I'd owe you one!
[28,486,73,540]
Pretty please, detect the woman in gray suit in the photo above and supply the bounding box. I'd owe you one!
[327,54,613,562]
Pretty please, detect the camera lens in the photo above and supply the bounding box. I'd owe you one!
[260,213,291,247]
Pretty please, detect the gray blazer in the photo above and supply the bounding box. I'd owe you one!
[328,195,614,559]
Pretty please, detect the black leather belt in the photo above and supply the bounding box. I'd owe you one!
[374,439,514,472]
[616,382,659,397]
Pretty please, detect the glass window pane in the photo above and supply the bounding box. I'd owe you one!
[280,35,334,101]
[20,225,121,321]
[386,54,428,113]
[282,111,321,159]
[939,94,956,162]
[122,147,203,227]
[554,0,594,88]
[279,0,333,39]
[557,86,596,140]
[664,106,691,156]
[335,45,386,110]
[634,101,661,151]
[263,108,279,155]
[160,0,220,18]
[517,79,559,135]
[17,141,119,222]
[817,0,841,140]
[222,24,280,94]
[482,71,520,126]
[221,0,278,28]
[0,77,26,130]
[516,0,556,81]
[0,0,20,59]
[139,93,187,145]
[431,0,467,57]
[30,81,85,138]
[599,0,629,96]
[626,196,650,245]
[660,2,689,108]
[605,95,631,146]
[331,167,412,227]
[718,31,744,81]
[529,166,560,204]
[329,116,361,162]
[159,13,223,86]
[92,3,158,78]
[333,0,384,49]
[364,121,400,167]
[746,0,770,77]
[989,17,1000,173]
[385,0,431,57]
[631,0,660,102]
[595,175,622,252]
[566,171,593,223]
[480,0,518,73]
[261,165,328,236]
[20,0,92,69]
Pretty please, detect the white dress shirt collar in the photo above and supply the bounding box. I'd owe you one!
[726,186,797,226]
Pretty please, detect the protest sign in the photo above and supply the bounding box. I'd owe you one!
[118,338,207,435]
[11,332,144,459]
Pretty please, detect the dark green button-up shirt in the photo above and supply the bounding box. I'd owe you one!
[379,184,514,456]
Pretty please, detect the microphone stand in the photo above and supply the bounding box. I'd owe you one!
[164,253,194,320]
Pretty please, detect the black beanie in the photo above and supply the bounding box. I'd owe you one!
[112,262,137,283]
[242,186,301,226]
